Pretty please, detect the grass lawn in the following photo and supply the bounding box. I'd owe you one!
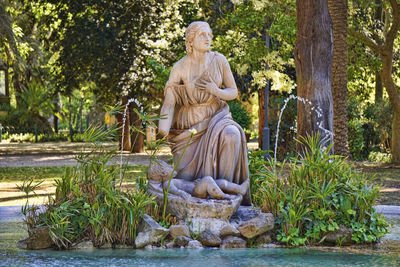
[358,165,400,205]
[0,165,147,206]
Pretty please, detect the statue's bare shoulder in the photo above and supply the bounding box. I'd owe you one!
[168,56,189,84]
[214,52,230,67]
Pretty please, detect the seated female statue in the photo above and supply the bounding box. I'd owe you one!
[159,21,251,205]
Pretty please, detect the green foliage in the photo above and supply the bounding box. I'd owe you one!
[347,96,392,160]
[250,134,389,246]
[269,94,297,160]
[211,0,296,98]
[20,127,157,249]
[2,132,66,142]
[0,82,54,134]
[227,100,251,130]
[368,151,392,163]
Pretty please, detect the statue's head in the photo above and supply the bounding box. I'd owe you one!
[147,159,176,183]
[185,21,213,55]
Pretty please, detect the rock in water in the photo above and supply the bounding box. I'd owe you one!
[230,206,274,239]
[324,225,354,245]
[174,235,192,247]
[220,224,240,237]
[198,229,222,247]
[25,226,53,250]
[135,215,169,248]
[187,240,203,249]
[255,233,272,246]
[169,224,191,238]
[221,236,247,248]
[16,238,28,249]
[72,240,95,249]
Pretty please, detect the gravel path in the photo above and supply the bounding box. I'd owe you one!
[0,153,171,167]
[0,141,173,167]
[0,141,259,167]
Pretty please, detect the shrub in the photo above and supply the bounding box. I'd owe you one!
[227,100,251,130]
[3,132,69,143]
[347,96,392,160]
[20,127,157,249]
[368,151,392,163]
[250,134,388,246]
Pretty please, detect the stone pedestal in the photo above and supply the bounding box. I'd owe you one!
[148,188,242,236]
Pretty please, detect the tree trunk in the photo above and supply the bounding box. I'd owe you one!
[328,0,350,157]
[118,97,131,151]
[375,71,383,102]
[295,0,334,146]
[382,52,400,164]
[129,103,144,153]
[258,88,265,149]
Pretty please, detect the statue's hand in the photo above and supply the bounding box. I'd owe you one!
[195,77,219,96]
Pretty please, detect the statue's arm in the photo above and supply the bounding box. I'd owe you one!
[159,65,180,137]
[220,56,238,100]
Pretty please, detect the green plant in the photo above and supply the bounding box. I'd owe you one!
[250,134,389,246]
[368,151,392,163]
[20,119,158,249]
[227,100,252,130]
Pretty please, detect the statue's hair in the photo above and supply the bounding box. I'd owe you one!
[147,160,173,182]
[185,21,213,55]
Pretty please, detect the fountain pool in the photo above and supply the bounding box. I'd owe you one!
[1,215,400,267]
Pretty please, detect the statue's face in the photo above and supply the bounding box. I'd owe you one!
[192,26,212,53]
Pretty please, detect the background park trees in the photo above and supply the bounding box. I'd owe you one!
[0,0,399,164]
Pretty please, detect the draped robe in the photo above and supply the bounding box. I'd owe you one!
[165,52,251,205]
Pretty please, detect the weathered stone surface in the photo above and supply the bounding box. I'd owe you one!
[230,206,261,223]
[149,188,242,221]
[135,214,169,249]
[16,238,28,249]
[187,240,203,249]
[72,240,95,249]
[221,236,247,248]
[169,224,191,238]
[220,224,240,237]
[114,244,132,249]
[255,233,272,246]
[101,243,112,249]
[198,229,221,247]
[144,245,153,249]
[26,226,54,250]
[230,206,274,239]
[325,225,354,245]
[165,241,175,249]
[188,217,231,237]
[174,235,192,247]
[258,243,278,248]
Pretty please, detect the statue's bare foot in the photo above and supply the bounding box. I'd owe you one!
[239,179,250,196]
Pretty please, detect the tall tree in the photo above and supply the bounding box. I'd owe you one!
[295,0,334,145]
[328,0,350,157]
[349,0,400,164]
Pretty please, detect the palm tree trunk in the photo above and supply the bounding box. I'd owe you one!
[328,0,350,157]
[295,0,334,146]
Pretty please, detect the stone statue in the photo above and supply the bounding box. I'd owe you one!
[147,160,249,200]
[158,21,251,205]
